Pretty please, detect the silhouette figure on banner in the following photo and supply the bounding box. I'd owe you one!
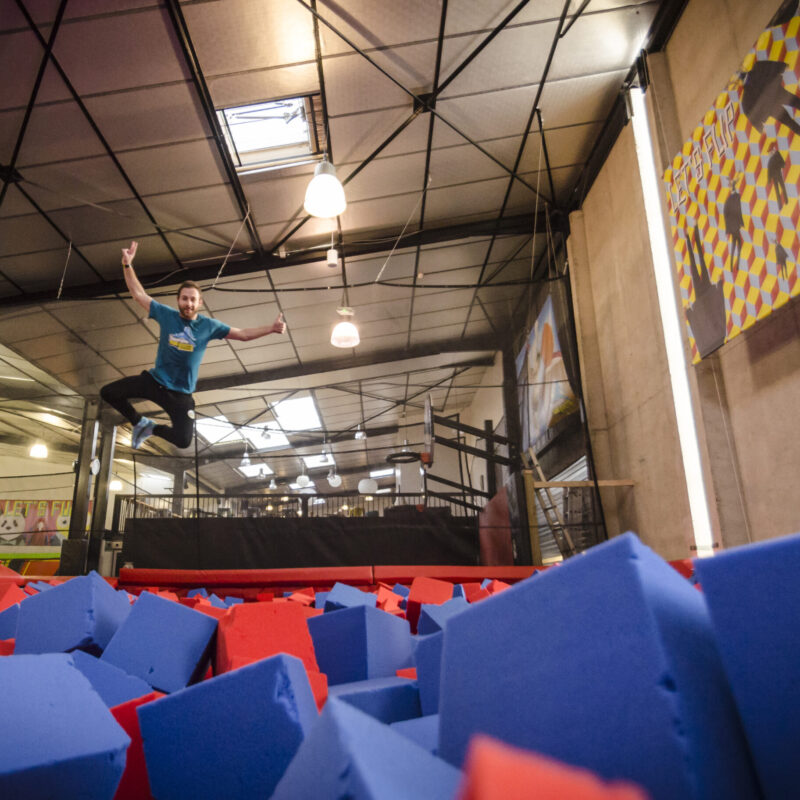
[768,233,792,279]
[767,141,788,206]
[722,176,745,273]
[737,59,800,137]
[771,0,800,28]
[684,225,727,356]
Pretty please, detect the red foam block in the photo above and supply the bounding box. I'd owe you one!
[216,601,320,675]
[457,735,650,800]
[396,667,417,680]
[0,638,14,656]
[406,576,455,633]
[0,581,26,612]
[111,691,164,800]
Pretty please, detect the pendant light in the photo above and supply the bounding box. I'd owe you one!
[331,306,359,348]
[304,156,346,218]
[327,467,342,488]
[295,460,311,488]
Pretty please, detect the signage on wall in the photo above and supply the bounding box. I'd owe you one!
[0,499,88,547]
[516,295,578,453]
[663,9,800,361]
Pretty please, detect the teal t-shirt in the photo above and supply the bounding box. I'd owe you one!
[148,300,230,393]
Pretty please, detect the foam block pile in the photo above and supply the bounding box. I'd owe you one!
[1,530,797,798]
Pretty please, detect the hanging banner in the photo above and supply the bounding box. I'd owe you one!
[663,12,800,362]
[516,295,578,453]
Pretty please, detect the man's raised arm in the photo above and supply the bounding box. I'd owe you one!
[121,241,151,312]
[226,312,286,342]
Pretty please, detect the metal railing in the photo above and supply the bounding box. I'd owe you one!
[112,491,485,534]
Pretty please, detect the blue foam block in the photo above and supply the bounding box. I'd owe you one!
[695,532,800,799]
[70,649,153,708]
[329,676,421,724]
[392,583,410,598]
[271,698,461,800]
[0,604,19,639]
[101,591,218,693]
[452,584,466,599]
[438,532,761,800]
[15,571,131,655]
[186,588,208,598]
[324,581,378,612]
[390,714,440,755]
[308,604,413,685]
[0,654,130,798]
[27,580,54,593]
[208,593,228,609]
[414,632,443,716]
[138,653,317,799]
[314,591,329,608]
[417,596,469,635]
[223,596,244,606]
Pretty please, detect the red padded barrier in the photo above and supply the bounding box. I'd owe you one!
[373,565,538,585]
[118,567,374,592]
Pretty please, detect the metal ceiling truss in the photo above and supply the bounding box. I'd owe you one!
[11,0,186,268]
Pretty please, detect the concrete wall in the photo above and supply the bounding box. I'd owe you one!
[664,0,800,544]
[569,0,800,557]
[568,123,694,559]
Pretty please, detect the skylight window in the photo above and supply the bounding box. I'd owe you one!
[272,396,321,432]
[196,415,239,445]
[289,481,315,491]
[218,95,324,174]
[238,462,274,478]
[242,422,290,452]
[303,453,335,469]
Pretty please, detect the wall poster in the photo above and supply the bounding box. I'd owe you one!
[0,499,78,546]
[516,295,578,453]
[664,9,800,361]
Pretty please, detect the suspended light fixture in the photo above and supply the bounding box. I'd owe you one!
[331,306,359,348]
[30,443,48,459]
[354,424,366,440]
[295,461,311,488]
[303,156,346,218]
[268,478,277,491]
[240,444,251,468]
[327,468,342,488]
[358,477,378,495]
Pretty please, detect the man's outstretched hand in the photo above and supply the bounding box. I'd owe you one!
[272,312,286,334]
[122,241,138,266]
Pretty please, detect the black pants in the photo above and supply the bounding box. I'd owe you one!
[100,371,195,449]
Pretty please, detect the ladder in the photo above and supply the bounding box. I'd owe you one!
[525,448,577,558]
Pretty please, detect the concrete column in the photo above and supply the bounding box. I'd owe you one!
[68,399,100,541]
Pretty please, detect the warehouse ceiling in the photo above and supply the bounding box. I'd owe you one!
[0,0,673,493]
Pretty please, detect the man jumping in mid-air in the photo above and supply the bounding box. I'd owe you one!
[101,241,286,449]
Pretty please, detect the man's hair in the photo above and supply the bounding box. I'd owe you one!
[177,280,202,297]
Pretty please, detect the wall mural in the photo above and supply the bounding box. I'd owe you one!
[664,11,800,362]
[0,499,77,547]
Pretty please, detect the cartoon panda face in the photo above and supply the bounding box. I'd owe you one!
[0,514,26,541]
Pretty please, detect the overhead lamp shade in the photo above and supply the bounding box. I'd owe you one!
[327,472,342,488]
[296,473,311,488]
[331,307,359,348]
[358,478,378,495]
[240,452,251,468]
[269,478,277,490]
[30,443,48,459]
[303,159,346,218]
